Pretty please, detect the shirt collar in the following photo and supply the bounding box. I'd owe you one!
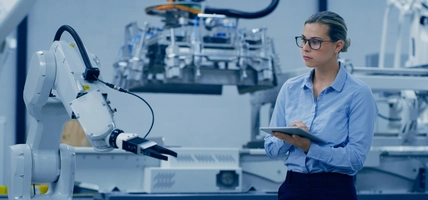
[302,70,314,89]
[330,62,347,92]
[301,61,347,92]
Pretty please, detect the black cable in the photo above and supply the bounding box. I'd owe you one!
[378,113,401,122]
[53,25,99,81]
[96,77,155,139]
[32,184,36,197]
[376,99,402,122]
[53,25,154,139]
[204,0,279,19]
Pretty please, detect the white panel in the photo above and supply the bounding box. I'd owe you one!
[144,168,242,193]
[160,147,240,168]
[74,147,160,193]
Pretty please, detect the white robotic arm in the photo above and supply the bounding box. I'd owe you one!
[5,25,177,200]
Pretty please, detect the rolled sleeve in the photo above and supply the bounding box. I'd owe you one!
[307,86,378,172]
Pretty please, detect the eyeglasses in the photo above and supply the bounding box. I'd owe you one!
[295,36,335,50]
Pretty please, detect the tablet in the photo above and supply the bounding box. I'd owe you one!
[260,127,327,144]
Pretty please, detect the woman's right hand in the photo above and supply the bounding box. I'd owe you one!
[289,120,309,132]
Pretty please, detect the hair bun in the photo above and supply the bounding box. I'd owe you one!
[341,38,351,52]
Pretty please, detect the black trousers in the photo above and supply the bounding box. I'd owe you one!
[278,171,357,200]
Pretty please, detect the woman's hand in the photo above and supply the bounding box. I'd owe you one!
[272,120,311,153]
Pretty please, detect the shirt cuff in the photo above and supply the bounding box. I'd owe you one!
[306,142,332,163]
[273,136,286,145]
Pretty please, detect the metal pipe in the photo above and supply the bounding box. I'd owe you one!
[204,0,279,19]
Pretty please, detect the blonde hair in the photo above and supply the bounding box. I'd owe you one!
[305,11,351,52]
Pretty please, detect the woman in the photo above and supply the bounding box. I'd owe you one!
[264,11,378,200]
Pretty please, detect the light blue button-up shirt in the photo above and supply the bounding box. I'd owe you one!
[264,63,378,176]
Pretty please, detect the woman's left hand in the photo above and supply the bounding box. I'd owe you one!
[273,132,311,153]
[272,120,312,153]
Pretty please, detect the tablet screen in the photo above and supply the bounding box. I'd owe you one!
[260,127,327,143]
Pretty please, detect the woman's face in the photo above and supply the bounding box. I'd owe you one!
[300,23,342,68]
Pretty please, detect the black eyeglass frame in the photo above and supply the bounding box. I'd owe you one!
[295,36,335,50]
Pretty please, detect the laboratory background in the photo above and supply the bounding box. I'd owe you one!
[1,0,428,199]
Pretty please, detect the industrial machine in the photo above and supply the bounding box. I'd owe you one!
[341,1,428,195]
[379,0,428,69]
[113,0,281,95]
[5,25,177,200]
[342,65,428,195]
